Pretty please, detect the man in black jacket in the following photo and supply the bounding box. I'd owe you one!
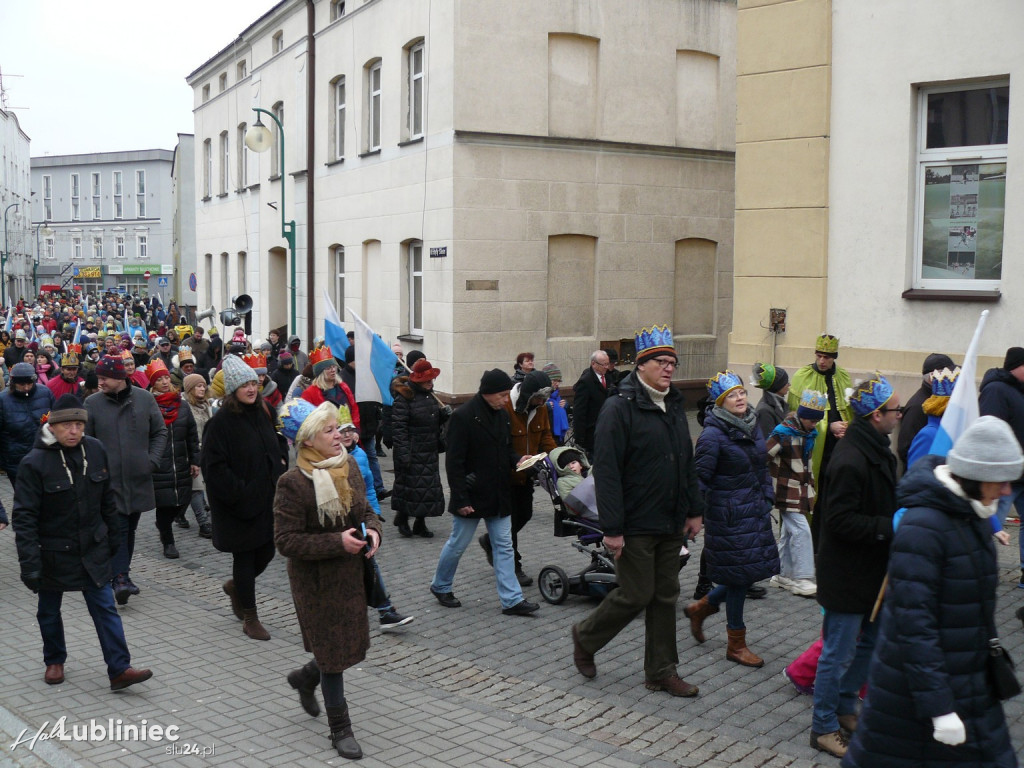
[429,369,538,616]
[809,373,900,759]
[571,350,612,459]
[896,352,954,473]
[13,395,153,690]
[571,325,703,697]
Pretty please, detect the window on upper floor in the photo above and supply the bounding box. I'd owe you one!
[272,31,284,54]
[406,239,423,335]
[112,171,123,220]
[42,175,52,220]
[44,236,54,260]
[331,245,345,316]
[91,172,101,219]
[238,123,250,188]
[330,76,346,161]
[137,234,148,260]
[93,235,103,260]
[219,72,227,92]
[366,59,382,152]
[203,139,212,198]
[220,131,229,195]
[70,174,80,220]
[405,40,425,141]
[202,84,210,102]
[331,0,346,21]
[237,60,247,80]
[72,236,82,260]
[272,102,284,177]
[116,235,125,259]
[910,81,1009,294]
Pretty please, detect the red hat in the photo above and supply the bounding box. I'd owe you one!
[96,355,127,380]
[146,360,171,382]
[409,358,441,384]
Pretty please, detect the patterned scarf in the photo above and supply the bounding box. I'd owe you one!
[771,415,817,461]
[155,390,182,426]
[296,444,353,527]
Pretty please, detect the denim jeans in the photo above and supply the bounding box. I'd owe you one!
[188,490,211,526]
[371,557,393,614]
[431,515,523,609]
[37,585,132,679]
[812,610,878,734]
[996,483,1024,569]
[707,583,749,629]
[111,510,143,579]
[778,510,815,581]
[362,439,386,495]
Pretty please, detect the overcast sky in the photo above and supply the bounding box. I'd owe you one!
[1,0,274,157]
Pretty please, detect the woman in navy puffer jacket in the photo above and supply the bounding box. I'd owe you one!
[685,371,778,669]
[843,416,1021,768]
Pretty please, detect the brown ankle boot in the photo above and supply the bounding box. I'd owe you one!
[223,580,243,621]
[683,595,719,643]
[726,628,764,667]
[326,704,362,759]
[242,608,270,641]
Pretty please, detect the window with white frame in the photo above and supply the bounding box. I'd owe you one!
[330,76,346,160]
[136,170,146,217]
[237,60,247,80]
[407,41,424,139]
[331,245,345,315]
[93,235,103,260]
[113,171,123,219]
[44,236,54,260]
[202,84,210,102]
[367,60,382,151]
[116,234,125,259]
[407,240,423,334]
[219,72,227,92]
[72,236,82,260]
[137,234,148,259]
[203,139,212,198]
[205,253,213,306]
[237,251,247,294]
[331,0,346,21]
[237,123,249,188]
[272,31,283,54]
[92,172,101,219]
[913,81,1009,292]
[272,102,284,177]
[71,174,80,220]
[220,131,229,194]
[42,175,52,220]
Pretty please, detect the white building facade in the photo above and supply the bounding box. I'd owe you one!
[30,150,177,299]
[188,0,736,395]
[0,107,32,304]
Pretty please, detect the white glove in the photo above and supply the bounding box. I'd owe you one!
[932,712,966,745]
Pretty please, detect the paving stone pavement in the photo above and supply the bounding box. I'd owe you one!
[0,447,1021,767]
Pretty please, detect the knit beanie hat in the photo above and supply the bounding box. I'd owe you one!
[406,349,426,369]
[947,415,1024,482]
[10,362,36,382]
[182,373,206,394]
[541,362,562,383]
[278,350,294,365]
[222,354,258,396]
[479,368,514,394]
[96,355,127,380]
[922,353,955,375]
[48,394,88,425]
[1003,347,1024,372]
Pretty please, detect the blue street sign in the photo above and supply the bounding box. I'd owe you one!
[157,276,168,287]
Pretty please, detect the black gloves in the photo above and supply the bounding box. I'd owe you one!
[21,573,41,594]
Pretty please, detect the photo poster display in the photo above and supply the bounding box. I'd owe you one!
[922,162,1006,280]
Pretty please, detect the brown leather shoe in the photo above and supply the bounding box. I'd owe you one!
[242,609,271,641]
[683,595,719,643]
[223,580,243,621]
[811,729,849,758]
[644,673,699,697]
[44,664,65,685]
[110,667,153,691]
[725,628,764,668]
[571,625,596,678]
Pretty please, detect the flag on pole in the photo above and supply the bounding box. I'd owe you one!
[72,316,82,346]
[322,289,350,357]
[123,306,129,333]
[3,303,10,333]
[347,308,395,406]
[928,309,988,458]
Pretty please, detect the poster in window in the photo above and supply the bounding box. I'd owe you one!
[922,162,1005,280]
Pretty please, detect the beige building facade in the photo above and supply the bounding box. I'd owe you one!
[733,0,1024,392]
[187,0,736,395]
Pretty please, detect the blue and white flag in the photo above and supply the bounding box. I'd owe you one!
[123,306,129,332]
[72,316,82,346]
[928,309,988,458]
[347,308,394,406]
[3,303,10,333]
[322,289,350,358]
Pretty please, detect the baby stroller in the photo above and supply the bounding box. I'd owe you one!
[535,447,617,604]
[535,446,692,605]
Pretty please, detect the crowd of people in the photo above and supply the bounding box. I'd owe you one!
[1,291,1022,763]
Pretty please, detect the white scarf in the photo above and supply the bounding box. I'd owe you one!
[934,463,998,519]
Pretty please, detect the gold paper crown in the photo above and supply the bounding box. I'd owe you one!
[243,352,267,370]
[798,389,828,412]
[309,346,335,367]
[815,334,840,355]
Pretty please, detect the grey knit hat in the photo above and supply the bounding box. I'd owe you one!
[947,416,1024,482]
[222,354,258,396]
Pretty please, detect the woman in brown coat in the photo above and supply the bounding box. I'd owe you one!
[274,399,381,760]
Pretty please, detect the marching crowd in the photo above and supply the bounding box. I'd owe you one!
[0,292,1021,765]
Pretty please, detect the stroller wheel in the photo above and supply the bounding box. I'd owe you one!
[538,566,570,605]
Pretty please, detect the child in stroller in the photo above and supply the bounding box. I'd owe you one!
[535,447,691,604]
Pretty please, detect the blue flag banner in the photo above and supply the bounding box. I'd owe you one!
[322,289,350,358]
[347,308,394,407]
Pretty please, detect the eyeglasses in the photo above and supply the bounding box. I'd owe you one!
[879,407,904,415]
[649,358,677,370]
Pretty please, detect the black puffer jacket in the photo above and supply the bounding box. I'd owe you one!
[152,395,200,508]
[390,377,444,518]
[13,432,118,590]
[843,457,1017,768]
[0,384,55,477]
[979,368,1024,475]
[592,371,703,537]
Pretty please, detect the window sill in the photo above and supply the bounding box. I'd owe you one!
[397,333,423,343]
[234,188,246,194]
[398,136,424,148]
[358,149,381,158]
[246,183,260,192]
[289,169,308,179]
[268,174,281,182]
[325,158,345,167]
[201,196,212,203]
[901,288,1001,302]
[216,193,229,199]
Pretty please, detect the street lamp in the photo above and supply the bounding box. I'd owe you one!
[245,108,296,336]
[34,220,52,298]
[2,202,19,307]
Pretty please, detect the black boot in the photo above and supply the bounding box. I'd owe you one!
[692,574,712,601]
[161,534,179,559]
[326,704,362,759]
[412,518,433,538]
[286,660,321,717]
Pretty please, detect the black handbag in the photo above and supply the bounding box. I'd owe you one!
[363,555,387,608]
[955,522,1021,700]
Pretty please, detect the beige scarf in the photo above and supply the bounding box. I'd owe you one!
[296,445,353,526]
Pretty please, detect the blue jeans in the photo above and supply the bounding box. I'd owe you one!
[707,584,749,629]
[996,484,1024,569]
[812,610,878,734]
[362,440,386,495]
[37,585,132,679]
[431,515,523,609]
[371,557,393,614]
[111,510,143,580]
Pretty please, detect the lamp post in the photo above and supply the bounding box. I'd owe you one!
[2,202,19,308]
[33,221,51,298]
[244,107,296,336]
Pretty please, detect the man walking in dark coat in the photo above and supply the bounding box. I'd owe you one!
[571,325,704,697]
[809,373,901,759]
[571,350,612,459]
[0,362,55,486]
[13,395,153,690]
[896,352,954,473]
[429,369,539,616]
